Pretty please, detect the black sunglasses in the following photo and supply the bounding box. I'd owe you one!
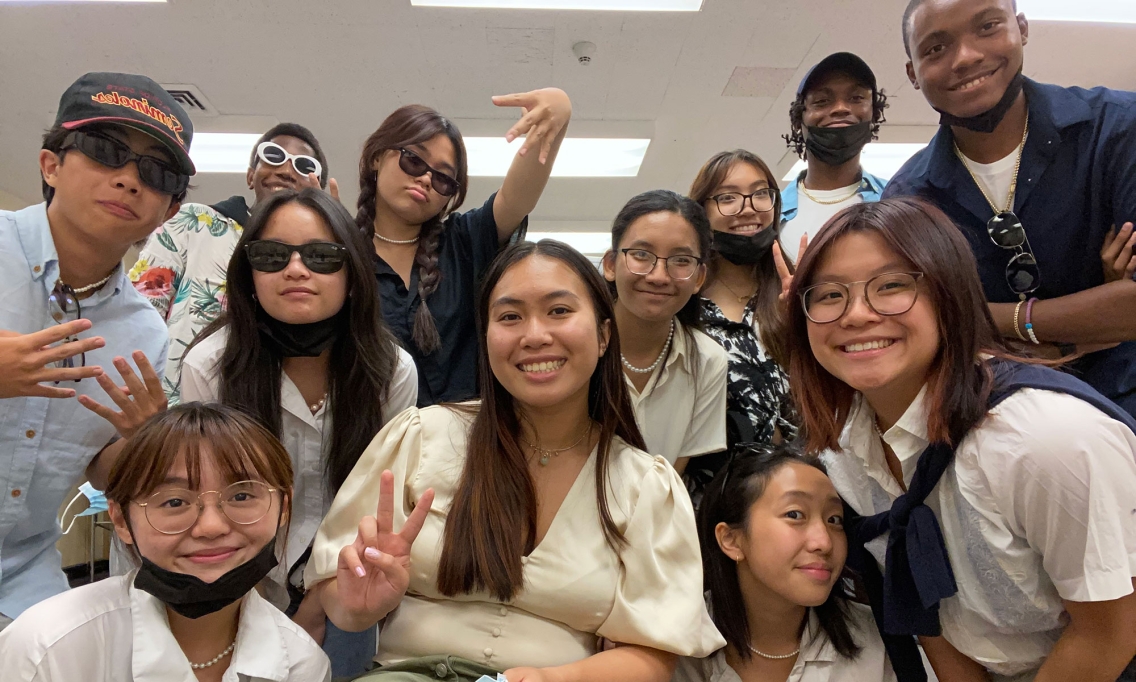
[987,211,1040,297]
[63,131,189,196]
[245,240,348,274]
[398,148,459,197]
[48,282,85,382]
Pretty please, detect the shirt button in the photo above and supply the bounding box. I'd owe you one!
[498,606,508,616]
[33,265,41,273]
[25,430,35,439]
[492,627,501,637]
[11,489,21,498]
[434,662,449,678]
[483,648,493,658]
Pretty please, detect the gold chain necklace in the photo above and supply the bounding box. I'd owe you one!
[798,179,860,205]
[717,279,756,304]
[953,111,1029,214]
[520,426,591,466]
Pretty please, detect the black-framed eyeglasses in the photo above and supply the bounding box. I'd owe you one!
[708,188,779,216]
[256,141,322,179]
[620,248,703,280]
[398,148,460,197]
[62,130,189,196]
[800,272,924,324]
[48,282,85,381]
[245,240,348,275]
[987,211,1040,297]
[135,480,280,535]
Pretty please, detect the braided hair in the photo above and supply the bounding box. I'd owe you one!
[356,105,469,354]
[783,88,889,160]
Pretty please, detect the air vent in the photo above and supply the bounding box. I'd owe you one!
[722,67,797,98]
[159,83,218,116]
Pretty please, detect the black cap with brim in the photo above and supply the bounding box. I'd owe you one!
[797,52,877,98]
[54,72,196,176]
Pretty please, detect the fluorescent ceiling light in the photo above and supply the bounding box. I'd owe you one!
[411,0,701,10]
[189,133,262,173]
[527,232,612,256]
[782,143,927,183]
[1017,0,1136,23]
[466,137,650,177]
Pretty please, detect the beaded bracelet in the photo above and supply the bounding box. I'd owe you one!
[1012,299,1028,342]
[1023,297,1041,345]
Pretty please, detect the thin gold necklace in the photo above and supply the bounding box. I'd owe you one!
[521,426,591,466]
[953,111,1030,214]
[798,178,859,205]
[717,279,756,304]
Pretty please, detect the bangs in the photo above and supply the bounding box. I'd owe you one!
[105,403,293,504]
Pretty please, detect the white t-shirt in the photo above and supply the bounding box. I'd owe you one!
[823,386,1136,678]
[781,183,862,262]
[673,605,896,682]
[958,144,1020,211]
[181,328,419,608]
[625,320,729,465]
[0,572,331,682]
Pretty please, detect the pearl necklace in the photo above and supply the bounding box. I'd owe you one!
[748,643,801,660]
[309,395,326,415]
[62,271,115,295]
[798,179,859,205]
[621,320,674,375]
[521,426,590,466]
[373,232,419,246]
[189,639,236,670]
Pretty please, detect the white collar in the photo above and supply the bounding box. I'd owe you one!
[840,386,932,491]
[129,575,290,682]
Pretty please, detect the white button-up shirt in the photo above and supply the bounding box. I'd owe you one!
[0,203,168,619]
[674,606,895,682]
[626,321,728,465]
[0,572,330,681]
[823,386,1136,678]
[181,327,418,606]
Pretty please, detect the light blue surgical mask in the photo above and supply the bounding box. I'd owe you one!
[60,482,109,534]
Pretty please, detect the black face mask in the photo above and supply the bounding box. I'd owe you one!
[256,306,344,357]
[804,121,874,167]
[935,69,1025,134]
[713,227,778,266]
[133,538,279,619]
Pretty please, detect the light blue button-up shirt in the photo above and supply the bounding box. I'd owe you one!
[0,203,168,619]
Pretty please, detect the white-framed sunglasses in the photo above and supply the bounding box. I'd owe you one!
[256,141,322,179]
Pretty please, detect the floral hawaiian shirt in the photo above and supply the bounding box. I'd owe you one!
[129,196,247,404]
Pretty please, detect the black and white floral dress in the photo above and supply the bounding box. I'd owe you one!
[684,297,798,508]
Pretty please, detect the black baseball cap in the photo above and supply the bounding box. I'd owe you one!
[797,52,877,98]
[53,72,196,175]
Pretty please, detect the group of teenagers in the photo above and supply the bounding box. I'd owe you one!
[2,0,1136,681]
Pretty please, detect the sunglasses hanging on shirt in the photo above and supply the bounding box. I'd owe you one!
[63,131,190,195]
[953,111,1040,298]
[256,141,322,179]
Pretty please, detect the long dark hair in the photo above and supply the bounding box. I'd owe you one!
[700,444,863,661]
[196,188,400,494]
[607,189,711,365]
[788,197,1013,452]
[355,105,469,355]
[689,150,789,366]
[436,240,646,601]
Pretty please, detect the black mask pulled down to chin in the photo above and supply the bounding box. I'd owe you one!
[934,68,1025,134]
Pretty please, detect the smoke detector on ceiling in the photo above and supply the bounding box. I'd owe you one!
[159,83,219,116]
[572,41,596,65]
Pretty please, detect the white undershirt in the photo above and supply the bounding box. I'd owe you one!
[782,182,862,261]
[958,144,1020,211]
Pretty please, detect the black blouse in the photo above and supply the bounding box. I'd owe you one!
[374,193,524,407]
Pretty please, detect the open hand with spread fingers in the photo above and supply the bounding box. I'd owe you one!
[77,350,167,439]
[335,469,435,625]
[0,319,105,399]
[492,88,572,165]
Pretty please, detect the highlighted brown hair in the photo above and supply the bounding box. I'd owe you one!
[787,197,1010,453]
